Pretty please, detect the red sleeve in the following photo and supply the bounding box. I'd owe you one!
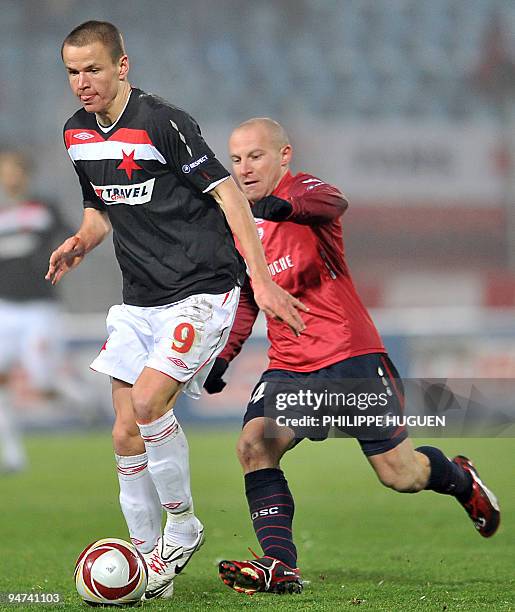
[219,275,259,363]
[288,184,348,225]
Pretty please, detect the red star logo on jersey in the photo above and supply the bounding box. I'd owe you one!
[117,149,142,179]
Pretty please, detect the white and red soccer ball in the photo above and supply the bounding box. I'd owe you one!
[74,538,147,606]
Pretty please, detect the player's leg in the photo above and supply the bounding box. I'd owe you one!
[131,367,203,600]
[111,378,162,555]
[366,437,430,492]
[365,433,500,537]
[359,353,500,537]
[219,376,303,595]
[134,287,240,558]
[89,304,162,556]
[131,368,202,548]
[0,303,27,473]
[131,290,240,598]
[90,304,189,599]
[237,416,298,568]
[20,302,63,403]
[0,374,27,473]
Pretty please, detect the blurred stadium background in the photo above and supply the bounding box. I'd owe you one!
[1,0,515,429]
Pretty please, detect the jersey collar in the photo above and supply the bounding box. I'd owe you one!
[96,88,133,134]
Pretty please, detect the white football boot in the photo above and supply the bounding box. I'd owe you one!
[142,522,205,600]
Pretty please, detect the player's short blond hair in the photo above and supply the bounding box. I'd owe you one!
[236,118,290,149]
[61,20,126,63]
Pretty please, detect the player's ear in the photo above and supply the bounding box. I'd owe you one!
[118,54,129,80]
[280,144,292,167]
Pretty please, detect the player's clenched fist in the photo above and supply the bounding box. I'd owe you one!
[45,235,86,285]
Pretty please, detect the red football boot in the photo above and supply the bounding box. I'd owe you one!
[452,455,500,537]
[219,554,303,595]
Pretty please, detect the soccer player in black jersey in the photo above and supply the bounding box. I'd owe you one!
[0,150,69,474]
[46,21,306,601]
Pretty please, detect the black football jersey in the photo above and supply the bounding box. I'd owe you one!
[0,198,69,302]
[64,88,245,307]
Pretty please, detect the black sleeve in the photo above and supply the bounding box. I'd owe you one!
[72,162,107,211]
[152,108,230,194]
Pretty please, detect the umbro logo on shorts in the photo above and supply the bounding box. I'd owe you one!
[167,357,188,369]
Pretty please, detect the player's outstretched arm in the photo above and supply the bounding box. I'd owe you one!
[45,208,111,285]
[253,190,348,225]
[211,178,308,336]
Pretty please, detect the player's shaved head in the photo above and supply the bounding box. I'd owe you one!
[234,118,290,150]
[229,117,293,202]
[62,21,125,63]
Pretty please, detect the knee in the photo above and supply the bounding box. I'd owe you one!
[130,387,160,423]
[236,435,272,471]
[112,419,143,455]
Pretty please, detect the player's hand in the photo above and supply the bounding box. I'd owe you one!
[253,278,308,336]
[252,196,293,221]
[203,357,229,394]
[45,235,86,285]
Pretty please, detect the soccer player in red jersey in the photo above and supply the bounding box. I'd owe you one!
[46,23,306,601]
[205,118,501,595]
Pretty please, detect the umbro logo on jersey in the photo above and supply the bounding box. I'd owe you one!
[91,178,155,206]
[73,131,95,140]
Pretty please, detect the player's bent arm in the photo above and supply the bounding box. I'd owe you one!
[210,178,307,335]
[252,189,347,225]
[46,208,111,285]
[288,189,348,225]
[211,178,272,286]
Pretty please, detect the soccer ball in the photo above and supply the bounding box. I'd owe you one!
[74,538,147,606]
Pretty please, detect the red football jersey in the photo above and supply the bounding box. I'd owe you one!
[220,170,385,371]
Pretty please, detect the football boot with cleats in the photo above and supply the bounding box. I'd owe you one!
[142,524,204,600]
[452,455,500,537]
[219,552,302,595]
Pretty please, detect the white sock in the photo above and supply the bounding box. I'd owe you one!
[116,452,162,554]
[0,389,27,471]
[138,408,200,546]
[164,509,202,548]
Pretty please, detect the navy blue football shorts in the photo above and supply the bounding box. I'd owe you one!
[243,352,408,457]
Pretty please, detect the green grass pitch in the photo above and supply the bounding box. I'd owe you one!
[1,430,513,611]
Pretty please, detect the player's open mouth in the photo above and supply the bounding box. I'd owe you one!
[244,181,258,187]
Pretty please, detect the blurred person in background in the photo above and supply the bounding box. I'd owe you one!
[46,21,306,601]
[204,118,501,595]
[0,150,69,473]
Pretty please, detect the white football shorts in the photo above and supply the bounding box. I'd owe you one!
[0,299,64,391]
[90,287,240,399]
